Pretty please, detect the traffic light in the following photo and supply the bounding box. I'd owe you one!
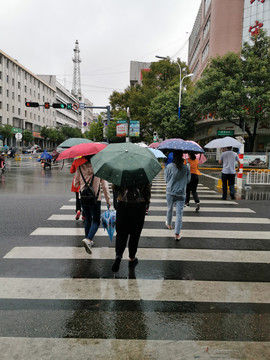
[44,102,50,109]
[52,103,66,109]
[67,103,72,110]
[25,102,39,107]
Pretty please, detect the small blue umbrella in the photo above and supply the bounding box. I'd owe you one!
[101,208,116,241]
[158,139,204,153]
[148,148,167,158]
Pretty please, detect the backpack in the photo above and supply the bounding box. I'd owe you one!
[79,166,100,206]
[122,186,142,203]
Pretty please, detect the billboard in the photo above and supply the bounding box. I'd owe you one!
[116,121,128,137]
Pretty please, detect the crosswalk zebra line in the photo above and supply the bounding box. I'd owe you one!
[30,227,270,239]
[5,246,270,263]
[0,277,269,303]
[47,214,270,224]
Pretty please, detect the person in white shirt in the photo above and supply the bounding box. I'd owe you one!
[219,147,240,200]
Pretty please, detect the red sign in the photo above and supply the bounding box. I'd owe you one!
[249,20,263,35]
[250,0,265,4]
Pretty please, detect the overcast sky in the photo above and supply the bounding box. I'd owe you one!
[1,0,201,112]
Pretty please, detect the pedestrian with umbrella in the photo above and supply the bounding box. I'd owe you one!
[57,142,110,254]
[205,137,241,200]
[91,143,162,272]
[165,150,191,240]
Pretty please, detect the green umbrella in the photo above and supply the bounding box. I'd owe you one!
[91,143,162,186]
[58,138,93,148]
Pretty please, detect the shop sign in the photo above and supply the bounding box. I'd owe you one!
[217,130,234,136]
[33,132,43,138]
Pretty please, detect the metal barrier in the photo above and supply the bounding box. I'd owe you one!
[246,170,270,185]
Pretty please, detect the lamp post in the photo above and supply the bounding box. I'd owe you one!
[155,55,193,119]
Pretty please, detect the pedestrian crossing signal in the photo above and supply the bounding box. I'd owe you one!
[52,103,66,109]
[44,102,50,109]
[25,102,39,107]
[67,103,72,110]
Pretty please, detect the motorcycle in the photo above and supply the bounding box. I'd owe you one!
[7,147,17,158]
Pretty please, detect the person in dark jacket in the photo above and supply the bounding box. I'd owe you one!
[111,183,151,272]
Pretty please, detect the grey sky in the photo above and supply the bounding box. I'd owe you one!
[1,0,201,111]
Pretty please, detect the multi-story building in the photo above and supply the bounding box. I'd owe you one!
[188,0,244,80]
[0,49,94,147]
[38,75,81,128]
[188,0,270,152]
[0,50,56,146]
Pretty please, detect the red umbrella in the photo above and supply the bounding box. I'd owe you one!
[148,142,160,149]
[56,142,107,161]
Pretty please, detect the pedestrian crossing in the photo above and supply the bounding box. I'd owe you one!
[1,171,270,359]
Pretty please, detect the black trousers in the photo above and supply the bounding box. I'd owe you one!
[221,173,235,199]
[186,174,200,204]
[115,202,146,259]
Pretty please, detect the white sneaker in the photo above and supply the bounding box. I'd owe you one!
[82,238,92,254]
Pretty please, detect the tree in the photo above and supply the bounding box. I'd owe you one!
[191,31,270,151]
[85,121,104,141]
[109,59,192,142]
[0,124,13,144]
[23,129,34,144]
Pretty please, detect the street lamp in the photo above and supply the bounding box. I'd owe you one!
[155,55,193,119]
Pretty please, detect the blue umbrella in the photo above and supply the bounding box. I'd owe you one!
[101,208,116,241]
[148,148,167,158]
[158,139,204,153]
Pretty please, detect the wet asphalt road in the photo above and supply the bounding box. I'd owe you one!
[0,155,270,359]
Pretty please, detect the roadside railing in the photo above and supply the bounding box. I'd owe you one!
[246,170,270,185]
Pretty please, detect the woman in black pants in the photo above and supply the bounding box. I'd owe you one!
[111,183,151,272]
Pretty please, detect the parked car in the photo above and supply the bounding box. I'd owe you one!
[24,145,42,154]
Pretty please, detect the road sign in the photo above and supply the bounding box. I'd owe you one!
[15,132,22,141]
[72,103,79,110]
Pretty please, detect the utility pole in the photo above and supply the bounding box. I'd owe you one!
[71,40,82,97]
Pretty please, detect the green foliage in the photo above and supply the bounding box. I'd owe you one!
[47,128,59,142]
[85,120,104,142]
[40,126,50,139]
[0,124,13,140]
[109,59,193,142]
[23,129,34,143]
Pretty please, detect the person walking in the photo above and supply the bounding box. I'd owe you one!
[165,150,191,240]
[111,183,151,272]
[185,153,201,212]
[74,155,111,254]
[70,157,87,221]
[219,147,240,200]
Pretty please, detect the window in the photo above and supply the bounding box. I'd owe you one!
[25,111,27,117]
[12,78,15,86]
[18,94,20,102]
[6,75,9,83]
[18,108,20,115]
[0,86,1,94]
[12,92,14,100]
[0,116,2,124]
[0,71,1,79]
[18,82,20,89]
[7,90,9,97]
[24,85,27,92]
[0,102,2,109]
[30,89,32,95]
[204,0,211,16]
[202,41,209,62]
[6,59,9,68]
[12,106,14,113]
[7,104,9,111]
[203,16,211,39]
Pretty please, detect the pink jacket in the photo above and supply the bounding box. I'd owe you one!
[74,161,110,203]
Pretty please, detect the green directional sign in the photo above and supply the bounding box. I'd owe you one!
[217,130,234,136]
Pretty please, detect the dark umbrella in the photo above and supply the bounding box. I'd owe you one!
[91,143,162,186]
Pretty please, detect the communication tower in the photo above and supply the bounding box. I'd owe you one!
[71,40,82,97]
